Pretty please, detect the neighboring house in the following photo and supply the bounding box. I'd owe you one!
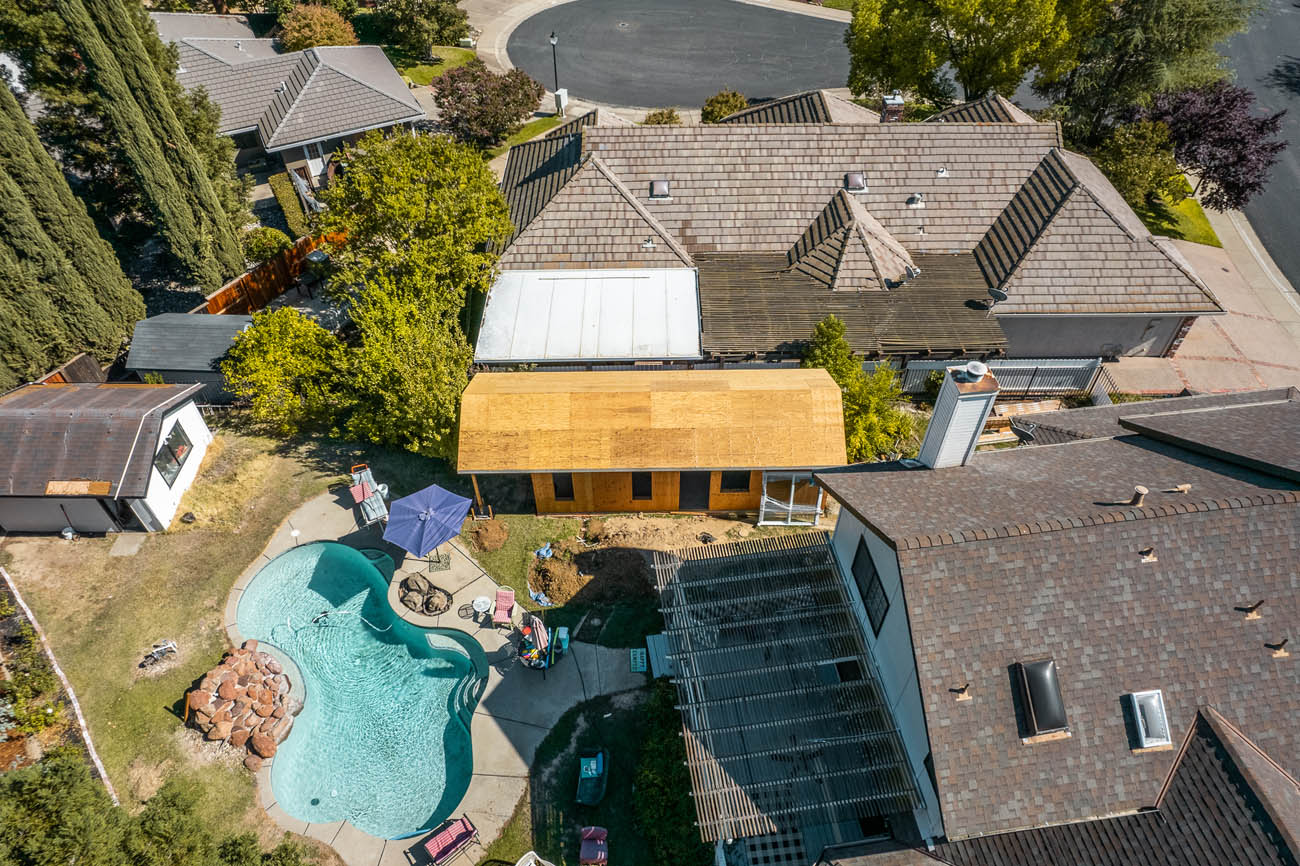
[125,313,252,403]
[657,378,1299,866]
[719,89,881,124]
[455,368,846,518]
[0,383,214,533]
[483,97,1219,367]
[925,92,1038,124]
[152,12,424,186]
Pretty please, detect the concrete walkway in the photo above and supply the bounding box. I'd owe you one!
[223,491,646,866]
[1108,207,1300,394]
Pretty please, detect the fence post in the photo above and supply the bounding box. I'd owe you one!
[1022,366,1039,400]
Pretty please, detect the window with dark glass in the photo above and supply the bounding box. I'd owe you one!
[153,424,194,487]
[631,472,653,500]
[552,473,575,501]
[719,471,751,493]
[852,537,889,636]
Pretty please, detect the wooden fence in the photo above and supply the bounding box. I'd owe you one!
[189,233,345,316]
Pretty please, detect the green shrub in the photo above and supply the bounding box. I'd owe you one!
[634,680,712,866]
[641,107,682,125]
[701,88,747,123]
[268,173,310,239]
[242,226,294,265]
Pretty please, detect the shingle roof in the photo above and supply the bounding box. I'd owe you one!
[1118,399,1300,482]
[787,190,915,291]
[831,710,1300,866]
[815,399,1300,840]
[927,93,1037,124]
[497,155,694,270]
[171,38,422,147]
[126,314,251,373]
[0,383,200,498]
[150,11,255,42]
[974,150,1220,314]
[1026,388,1299,444]
[720,89,880,124]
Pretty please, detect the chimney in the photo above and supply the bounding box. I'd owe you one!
[881,90,905,123]
[917,362,999,469]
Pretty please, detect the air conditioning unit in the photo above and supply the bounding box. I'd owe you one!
[1129,689,1171,748]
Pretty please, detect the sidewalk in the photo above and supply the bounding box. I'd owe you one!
[1107,207,1300,394]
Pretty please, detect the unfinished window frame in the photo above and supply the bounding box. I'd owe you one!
[757,470,824,526]
[552,472,575,502]
[631,472,653,501]
[718,470,752,493]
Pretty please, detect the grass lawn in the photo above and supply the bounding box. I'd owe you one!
[819,0,855,8]
[1131,178,1222,247]
[487,116,565,158]
[387,45,478,87]
[477,680,710,866]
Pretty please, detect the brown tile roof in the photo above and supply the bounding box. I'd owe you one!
[927,93,1038,125]
[544,107,634,139]
[497,155,693,270]
[815,403,1300,841]
[698,251,1006,357]
[720,89,880,124]
[787,190,915,291]
[1025,388,1299,444]
[974,150,1220,314]
[0,383,200,498]
[498,133,584,249]
[832,711,1300,866]
[456,368,847,473]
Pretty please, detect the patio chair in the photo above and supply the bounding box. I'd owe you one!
[493,588,516,629]
[349,464,388,528]
[422,814,477,865]
[578,826,608,866]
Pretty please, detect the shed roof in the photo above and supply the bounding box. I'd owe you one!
[456,369,847,473]
[474,269,701,363]
[0,383,200,498]
[126,313,252,373]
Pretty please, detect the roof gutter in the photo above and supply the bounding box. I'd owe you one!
[262,113,425,153]
[113,383,203,500]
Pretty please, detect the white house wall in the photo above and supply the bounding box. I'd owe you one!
[829,508,945,841]
[141,401,213,530]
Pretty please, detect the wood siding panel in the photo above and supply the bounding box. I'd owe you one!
[707,471,762,512]
[532,471,680,513]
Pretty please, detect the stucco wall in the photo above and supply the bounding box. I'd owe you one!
[141,401,213,530]
[829,509,945,841]
[998,314,1185,358]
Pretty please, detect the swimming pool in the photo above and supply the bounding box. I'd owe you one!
[236,542,486,839]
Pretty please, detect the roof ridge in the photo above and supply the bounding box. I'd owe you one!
[179,36,277,65]
[311,46,419,112]
[894,489,1300,551]
[980,148,1079,289]
[719,90,824,122]
[586,155,695,267]
[840,190,914,287]
[256,49,319,142]
[1147,236,1223,310]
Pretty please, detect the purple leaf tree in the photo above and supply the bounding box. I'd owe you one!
[431,60,545,149]
[1142,82,1287,211]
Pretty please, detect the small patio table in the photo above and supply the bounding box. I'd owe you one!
[472,595,493,624]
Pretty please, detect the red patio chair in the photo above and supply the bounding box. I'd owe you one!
[579,826,608,865]
[422,814,477,865]
[493,588,516,629]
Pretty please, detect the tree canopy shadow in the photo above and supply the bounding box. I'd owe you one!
[1263,55,1300,95]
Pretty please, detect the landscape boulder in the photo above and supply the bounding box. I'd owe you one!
[184,646,301,769]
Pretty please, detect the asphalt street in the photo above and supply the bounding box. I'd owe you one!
[1223,0,1300,290]
[505,0,851,107]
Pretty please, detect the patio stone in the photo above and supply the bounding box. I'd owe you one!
[223,587,242,630]
[330,822,387,866]
[304,821,345,844]
[265,803,308,835]
[470,713,545,776]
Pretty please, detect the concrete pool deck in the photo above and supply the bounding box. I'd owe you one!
[223,489,646,866]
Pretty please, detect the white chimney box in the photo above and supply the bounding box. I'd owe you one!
[917,362,999,469]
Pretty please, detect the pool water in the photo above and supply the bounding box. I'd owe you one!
[236,542,486,839]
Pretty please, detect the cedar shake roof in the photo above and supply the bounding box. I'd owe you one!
[0,383,200,498]
[927,93,1037,124]
[544,107,634,139]
[787,190,914,291]
[975,150,1219,314]
[815,398,1300,841]
[457,368,847,473]
[497,155,693,270]
[720,89,880,124]
[831,711,1300,866]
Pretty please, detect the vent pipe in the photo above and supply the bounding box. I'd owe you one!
[1129,485,1148,508]
[916,362,999,469]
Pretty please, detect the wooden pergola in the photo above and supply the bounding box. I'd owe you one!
[653,533,921,843]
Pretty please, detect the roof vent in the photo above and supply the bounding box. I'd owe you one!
[844,171,867,192]
[1139,546,1157,562]
[1128,689,1171,748]
[1237,599,1265,620]
[904,264,921,279]
[649,179,670,199]
[907,192,925,208]
[957,360,987,381]
[936,166,948,178]
[1128,485,1148,508]
[641,237,656,251]
[1016,658,1068,738]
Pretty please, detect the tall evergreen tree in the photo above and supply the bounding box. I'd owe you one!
[50,0,225,287]
[0,244,67,390]
[0,82,143,335]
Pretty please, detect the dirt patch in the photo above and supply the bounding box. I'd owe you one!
[127,755,175,801]
[0,736,32,772]
[529,542,653,606]
[169,435,280,533]
[467,518,509,553]
[597,515,761,551]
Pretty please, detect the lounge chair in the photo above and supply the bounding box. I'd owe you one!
[578,826,608,865]
[349,464,388,528]
[422,814,477,865]
[493,588,516,629]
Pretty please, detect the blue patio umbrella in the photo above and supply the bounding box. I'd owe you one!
[382,484,473,558]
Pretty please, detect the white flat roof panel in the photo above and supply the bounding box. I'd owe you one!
[475,268,702,362]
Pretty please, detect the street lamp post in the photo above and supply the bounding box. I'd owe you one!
[549,32,559,93]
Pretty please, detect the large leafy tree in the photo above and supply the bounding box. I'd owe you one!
[316,130,512,314]
[1090,120,1185,207]
[1139,81,1286,211]
[802,316,915,462]
[846,0,1068,102]
[378,0,468,57]
[430,59,544,148]
[222,307,343,435]
[279,3,357,50]
[1035,0,1258,144]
